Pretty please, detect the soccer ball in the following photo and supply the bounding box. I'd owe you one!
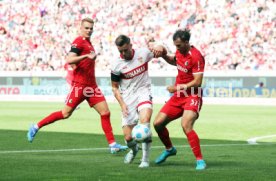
[131,124,152,143]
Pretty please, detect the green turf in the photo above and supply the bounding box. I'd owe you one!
[0,102,276,180]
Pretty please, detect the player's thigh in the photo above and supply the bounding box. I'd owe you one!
[181,96,202,131]
[181,110,198,132]
[65,84,86,109]
[93,100,110,115]
[159,97,183,121]
[136,88,153,123]
[138,108,152,124]
[86,87,109,114]
[121,103,139,127]
[137,88,152,107]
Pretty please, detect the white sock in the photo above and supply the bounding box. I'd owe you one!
[142,141,151,162]
[141,122,151,162]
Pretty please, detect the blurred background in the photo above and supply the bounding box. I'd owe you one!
[0,0,275,104]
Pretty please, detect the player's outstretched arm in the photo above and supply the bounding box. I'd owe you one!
[162,53,176,66]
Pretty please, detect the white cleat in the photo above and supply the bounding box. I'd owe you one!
[124,145,139,164]
[139,161,149,168]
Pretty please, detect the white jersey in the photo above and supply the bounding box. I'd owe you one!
[111,47,154,97]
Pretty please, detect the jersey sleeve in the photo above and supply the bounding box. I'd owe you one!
[111,60,121,82]
[192,53,205,74]
[144,48,154,62]
[69,38,83,55]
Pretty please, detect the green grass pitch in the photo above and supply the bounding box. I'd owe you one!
[0,101,276,180]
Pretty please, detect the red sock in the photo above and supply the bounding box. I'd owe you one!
[101,113,115,144]
[37,111,64,128]
[157,127,173,149]
[186,130,203,160]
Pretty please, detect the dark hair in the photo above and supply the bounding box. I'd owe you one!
[115,35,130,46]
[173,29,191,42]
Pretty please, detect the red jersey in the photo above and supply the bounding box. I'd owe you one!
[174,46,205,95]
[70,36,96,86]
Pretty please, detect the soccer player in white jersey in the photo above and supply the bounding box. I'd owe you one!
[111,35,163,168]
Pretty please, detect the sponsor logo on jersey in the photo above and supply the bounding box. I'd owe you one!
[177,64,188,73]
[122,63,148,79]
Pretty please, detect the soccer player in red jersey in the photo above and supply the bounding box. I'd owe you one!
[153,29,207,170]
[27,18,127,154]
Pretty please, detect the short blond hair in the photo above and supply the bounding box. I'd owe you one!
[81,18,94,25]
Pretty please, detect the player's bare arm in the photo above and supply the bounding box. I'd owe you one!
[167,73,204,93]
[66,51,97,64]
[162,53,177,66]
[111,81,128,117]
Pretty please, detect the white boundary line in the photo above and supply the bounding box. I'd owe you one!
[247,134,276,144]
[1,142,275,154]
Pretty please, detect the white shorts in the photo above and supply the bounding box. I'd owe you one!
[121,88,152,126]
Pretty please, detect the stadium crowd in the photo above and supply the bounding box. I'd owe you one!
[0,0,275,72]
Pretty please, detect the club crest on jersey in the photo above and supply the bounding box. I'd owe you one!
[185,61,189,66]
[138,57,143,63]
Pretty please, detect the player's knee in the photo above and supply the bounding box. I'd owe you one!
[153,120,163,132]
[100,111,110,118]
[62,111,72,119]
[181,121,193,133]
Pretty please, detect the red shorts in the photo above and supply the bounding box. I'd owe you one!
[65,83,106,108]
[160,94,203,120]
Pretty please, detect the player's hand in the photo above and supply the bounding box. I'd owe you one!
[70,64,76,69]
[87,51,97,60]
[167,85,177,93]
[151,45,167,58]
[121,103,129,117]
